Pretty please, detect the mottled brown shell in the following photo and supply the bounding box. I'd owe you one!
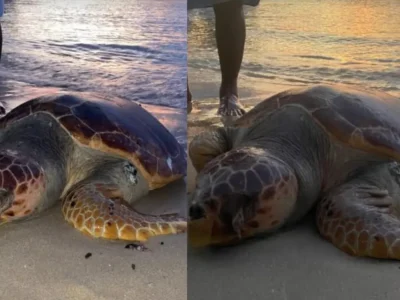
[235,84,400,160]
[0,94,186,189]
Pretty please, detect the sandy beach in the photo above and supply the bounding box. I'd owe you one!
[187,81,400,300]
[0,84,187,300]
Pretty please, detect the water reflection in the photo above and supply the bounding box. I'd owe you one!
[188,0,400,96]
[1,0,187,108]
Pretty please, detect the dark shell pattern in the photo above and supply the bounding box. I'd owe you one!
[235,84,400,159]
[0,94,186,182]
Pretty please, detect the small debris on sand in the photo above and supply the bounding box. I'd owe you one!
[160,241,164,245]
[85,252,92,259]
[125,243,148,251]
[131,264,136,270]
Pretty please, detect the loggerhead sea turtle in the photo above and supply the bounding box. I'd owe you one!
[0,93,187,242]
[188,84,400,260]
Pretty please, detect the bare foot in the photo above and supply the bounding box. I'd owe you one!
[217,94,245,117]
[217,95,245,126]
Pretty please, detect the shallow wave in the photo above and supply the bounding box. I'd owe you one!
[189,49,399,97]
[47,42,163,55]
[295,55,336,61]
[243,62,399,94]
[0,0,187,110]
[0,46,186,109]
[371,58,400,63]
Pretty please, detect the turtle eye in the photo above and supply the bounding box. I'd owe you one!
[123,162,138,185]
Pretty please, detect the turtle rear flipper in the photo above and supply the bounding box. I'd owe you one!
[317,164,400,259]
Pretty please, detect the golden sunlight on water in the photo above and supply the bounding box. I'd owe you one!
[245,0,399,62]
[10,0,152,45]
[189,0,399,98]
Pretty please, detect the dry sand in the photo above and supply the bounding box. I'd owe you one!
[0,83,187,300]
[187,81,400,300]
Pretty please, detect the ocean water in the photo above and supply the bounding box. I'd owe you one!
[0,0,187,109]
[189,0,400,98]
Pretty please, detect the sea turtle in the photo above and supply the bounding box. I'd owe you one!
[188,84,400,260]
[0,93,187,242]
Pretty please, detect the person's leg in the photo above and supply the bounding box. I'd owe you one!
[0,23,3,116]
[187,13,192,114]
[187,77,192,113]
[0,22,2,61]
[213,0,246,118]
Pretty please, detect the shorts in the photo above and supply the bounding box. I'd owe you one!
[188,0,260,10]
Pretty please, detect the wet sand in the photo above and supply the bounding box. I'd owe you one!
[0,83,187,300]
[187,82,400,300]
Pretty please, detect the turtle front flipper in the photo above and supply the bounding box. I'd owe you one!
[62,182,186,241]
[317,163,400,260]
[62,160,186,242]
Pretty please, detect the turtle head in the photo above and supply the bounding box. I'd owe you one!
[189,147,298,248]
[0,150,46,222]
[95,160,149,203]
[189,147,269,247]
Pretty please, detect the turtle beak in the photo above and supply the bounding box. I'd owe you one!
[188,203,212,247]
[188,217,241,247]
[188,203,240,247]
[188,217,214,247]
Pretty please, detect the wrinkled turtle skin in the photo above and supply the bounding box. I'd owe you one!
[0,93,186,242]
[189,84,400,260]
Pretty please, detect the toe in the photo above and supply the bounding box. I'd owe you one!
[234,109,244,117]
[217,105,227,116]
